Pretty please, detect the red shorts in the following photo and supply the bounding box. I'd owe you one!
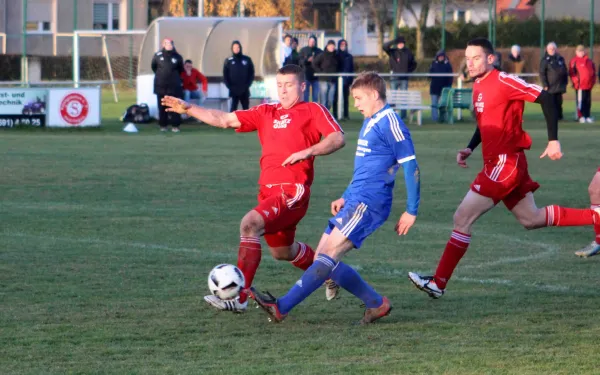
[254,183,311,248]
[470,152,540,210]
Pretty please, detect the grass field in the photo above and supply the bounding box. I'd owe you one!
[2,90,600,374]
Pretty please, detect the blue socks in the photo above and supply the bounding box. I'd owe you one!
[278,254,337,314]
[330,262,383,308]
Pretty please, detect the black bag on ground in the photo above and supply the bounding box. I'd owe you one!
[121,103,151,123]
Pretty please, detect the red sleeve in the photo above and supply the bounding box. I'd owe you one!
[234,104,269,133]
[308,103,344,137]
[498,72,543,103]
[198,71,208,92]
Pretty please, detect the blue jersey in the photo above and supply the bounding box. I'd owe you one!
[342,105,418,214]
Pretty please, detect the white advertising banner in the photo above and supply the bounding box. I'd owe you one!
[47,88,101,127]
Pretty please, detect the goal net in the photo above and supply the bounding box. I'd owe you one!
[73,30,146,102]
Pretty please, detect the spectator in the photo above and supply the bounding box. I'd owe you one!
[569,45,596,123]
[458,57,473,84]
[506,44,525,74]
[539,42,568,120]
[181,59,208,105]
[283,37,300,66]
[493,51,502,71]
[281,34,293,67]
[313,39,340,112]
[429,50,453,122]
[223,40,255,112]
[151,38,184,132]
[299,35,322,102]
[332,38,354,120]
[383,36,416,119]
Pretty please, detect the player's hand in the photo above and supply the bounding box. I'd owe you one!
[282,148,313,166]
[457,148,473,168]
[395,212,416,236]
[331,198,345,215]
[540,140,563,160]
[161,96,190,114]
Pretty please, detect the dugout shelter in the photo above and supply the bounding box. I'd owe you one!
[137,17,288,118]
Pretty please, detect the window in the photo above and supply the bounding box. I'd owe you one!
[93,2,120,30]
[26,21,51,32]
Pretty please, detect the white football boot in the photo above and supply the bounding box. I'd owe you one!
[574,242,600,258]
[204,295,248,313]
[325,279,340,301]
[408,272,445,299]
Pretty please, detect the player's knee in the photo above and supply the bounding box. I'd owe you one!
[269,246,294,261]
[588,181,600,202]
[240,211,264,237]
[452,209,472,231]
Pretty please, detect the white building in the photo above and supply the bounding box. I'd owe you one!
[340,1,493,56]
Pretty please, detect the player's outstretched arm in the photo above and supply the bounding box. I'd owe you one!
[395,158,420,235]
[457,127,480,168]
[535,91,562,160]
[161,96,241,129]
[282,131,345,166]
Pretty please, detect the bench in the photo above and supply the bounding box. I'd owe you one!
[387,90,430,126]
[438,88,473,124]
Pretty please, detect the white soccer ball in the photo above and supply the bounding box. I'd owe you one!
[208,264,245,300]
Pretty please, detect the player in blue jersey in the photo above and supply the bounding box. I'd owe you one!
[251,72,421,324]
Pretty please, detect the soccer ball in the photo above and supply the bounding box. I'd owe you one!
[207,264,245,300]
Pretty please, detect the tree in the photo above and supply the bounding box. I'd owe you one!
[404,0,431,60]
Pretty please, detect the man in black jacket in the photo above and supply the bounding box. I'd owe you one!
[151,38,184,132]
[313,40,340,111]
[223,41,255,111]
[299,35,322,102]
[332,39,353,120]
[540,42,568,120]
[383,36,416,118]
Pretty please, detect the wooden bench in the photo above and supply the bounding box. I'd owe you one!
[387,90,430,126]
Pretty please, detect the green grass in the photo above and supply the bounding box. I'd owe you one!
[2,91,600,374]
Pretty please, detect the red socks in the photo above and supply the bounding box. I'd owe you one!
[545,205,598,227]
[434,230,471,289]
[237,236,262,304]
[592,204,600,244]
[290,242,315,270]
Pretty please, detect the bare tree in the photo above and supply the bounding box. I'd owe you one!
[404,0,431,60]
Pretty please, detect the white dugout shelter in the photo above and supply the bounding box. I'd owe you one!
[137,17,288,118]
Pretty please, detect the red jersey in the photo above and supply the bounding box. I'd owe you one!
[181,68,208,92]
[473,69,543,160]
[234,101,343,186]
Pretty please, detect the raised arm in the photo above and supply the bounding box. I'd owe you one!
[161,96,241,129]
[282,131,345,166]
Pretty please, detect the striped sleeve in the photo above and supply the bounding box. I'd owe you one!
[383,111,416,164]
[310,102,344,136]
[498,71,543,103]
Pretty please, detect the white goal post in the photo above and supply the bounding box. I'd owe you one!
[72,30,146,102]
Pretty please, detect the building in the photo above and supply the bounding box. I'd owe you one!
[0,0,148,55]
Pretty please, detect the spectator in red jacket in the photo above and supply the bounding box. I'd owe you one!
[181,59,208,104]
[569,45,596,123]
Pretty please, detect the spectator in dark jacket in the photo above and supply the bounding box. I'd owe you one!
[429,50,453,122]
[299,35,322,102]
[151,38,184,132]
[332,38,353,120]
[383,36,416,118]
[223,40,255,112]
[569,44,596,123]
[283,38,300,66]
[313,40,340,111]
[539,42,568,120]
[506,44,525,74]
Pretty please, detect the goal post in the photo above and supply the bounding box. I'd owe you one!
[72,30,146,102]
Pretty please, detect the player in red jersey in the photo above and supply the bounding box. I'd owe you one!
[574,169,600,257]
[161,64,345,312]
[408,38,600,298]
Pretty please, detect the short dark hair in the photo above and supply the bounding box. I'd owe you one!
[284,34,292,40]
[467,38,494,56]
[184,59,192,64]
[350,71,386,101]
[277,64,304,82]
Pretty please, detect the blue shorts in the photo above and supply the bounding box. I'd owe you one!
[324,200,390,248]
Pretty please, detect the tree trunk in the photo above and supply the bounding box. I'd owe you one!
[406,0,430,60]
